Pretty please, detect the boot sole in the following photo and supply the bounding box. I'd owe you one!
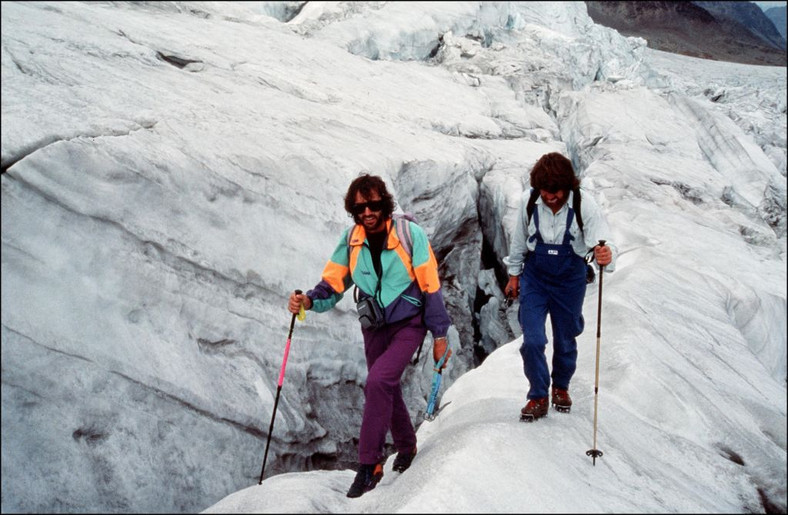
[346,467,384,498]
[346,477,382,498]
[520,412,547,422]
[552,404,571,413]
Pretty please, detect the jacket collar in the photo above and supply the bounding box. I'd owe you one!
[350,218,398,249]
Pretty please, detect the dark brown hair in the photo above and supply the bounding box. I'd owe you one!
[529,152,580,193]
[344,173,396,223]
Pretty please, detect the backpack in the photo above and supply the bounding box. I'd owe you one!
[526,188,596,283]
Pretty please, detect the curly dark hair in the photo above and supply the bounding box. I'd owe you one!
[344,173,396,223]
[529,152,580,193]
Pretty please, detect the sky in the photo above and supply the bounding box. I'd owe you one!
[1,2,786,514]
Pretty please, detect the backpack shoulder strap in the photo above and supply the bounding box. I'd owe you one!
[393,213,415,257]
[392,212,425,364]
[526,188,540,225]
[573,188,583,232]
[346,225,361,302]
[346,224,359,249]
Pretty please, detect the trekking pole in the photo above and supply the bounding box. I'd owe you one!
[586,241,606,465]
[258,289,304,484]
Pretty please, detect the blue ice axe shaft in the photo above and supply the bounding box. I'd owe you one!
[424,345,451,421]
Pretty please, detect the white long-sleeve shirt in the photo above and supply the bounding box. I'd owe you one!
[504,188,617,276]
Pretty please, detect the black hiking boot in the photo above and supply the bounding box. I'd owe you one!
[520,397,549,422]
[346,463,384,498]
[392,446,417,473]
[551,386,572,413]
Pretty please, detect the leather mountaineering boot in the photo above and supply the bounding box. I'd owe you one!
[551,386,572,413]
[520,397,549,422]
[346,463,384,498]
[392,446,417,473]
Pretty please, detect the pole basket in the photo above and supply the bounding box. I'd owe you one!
[586,448,603,466]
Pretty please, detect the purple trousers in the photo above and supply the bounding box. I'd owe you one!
[358,315,427,465]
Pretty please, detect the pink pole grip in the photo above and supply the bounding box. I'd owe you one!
[277,338,291,387]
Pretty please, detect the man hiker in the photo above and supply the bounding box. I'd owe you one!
[288,173,452,498]
[503,152,616,422]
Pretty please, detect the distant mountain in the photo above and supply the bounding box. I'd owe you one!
[585,1,787,66]
[695,1,786,50]
[765,5,787,41]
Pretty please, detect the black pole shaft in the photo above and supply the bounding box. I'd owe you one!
[258,290,301,484]
[259,384,284,484]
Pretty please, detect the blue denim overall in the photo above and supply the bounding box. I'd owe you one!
[518,205,587,400]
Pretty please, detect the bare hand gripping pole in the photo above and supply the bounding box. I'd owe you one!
[259,289,303,484]
[586,241,606,465]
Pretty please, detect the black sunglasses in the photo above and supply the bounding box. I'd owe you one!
[352,200,385,215]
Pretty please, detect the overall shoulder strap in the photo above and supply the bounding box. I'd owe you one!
[527,188,583,235]
[527,188,583,232]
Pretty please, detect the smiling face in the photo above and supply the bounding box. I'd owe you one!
[529,153,579,214]
[539,188,567,213]
[353,190,386,233]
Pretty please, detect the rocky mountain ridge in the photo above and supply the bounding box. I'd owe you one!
[585,1,787,66]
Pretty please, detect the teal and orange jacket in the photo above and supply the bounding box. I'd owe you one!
[306,217,451,338]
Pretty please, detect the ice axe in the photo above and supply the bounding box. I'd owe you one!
[424,343,451,421]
